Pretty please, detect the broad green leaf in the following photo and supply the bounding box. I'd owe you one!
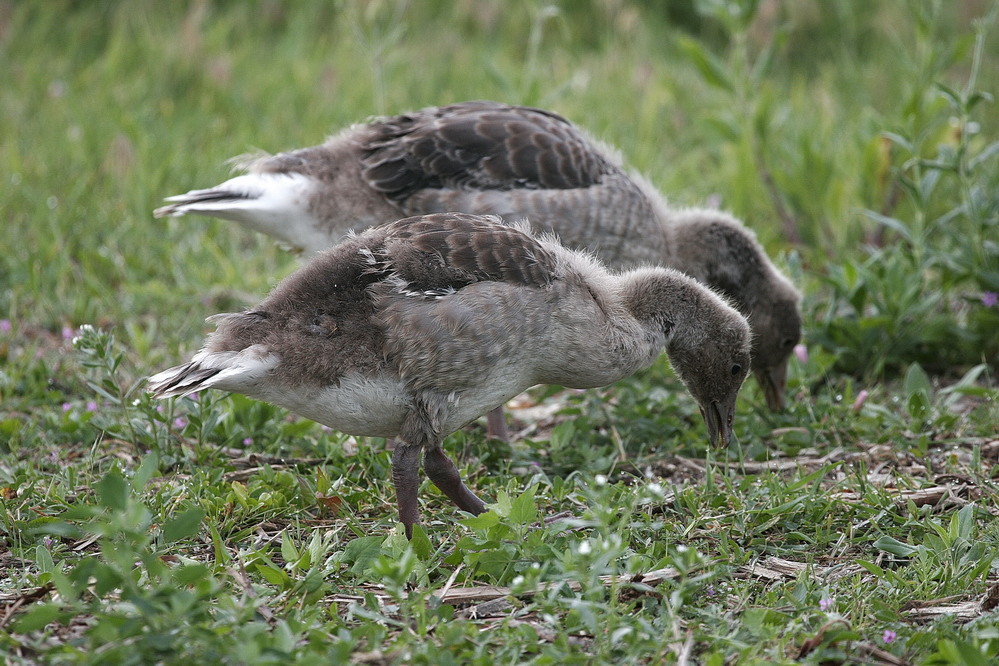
[873,535,918,557]
[230,481,249,506]
[161,507,205,544]
[904,363,932,399]
[460,511,501,531]
[11,602,61,633]
[509,485,538,526]
[96,468,129,511]
[173,563,210,586]
[342,535,384,573]
[255,562,291,587]
[35,544,54,574]
[49,568,77,603]
[908,391,929,422]
[934,639,991,666]
[280,530,300,564]
[409,524,432,561]
[491,490,514,518]
[952,504,974,542]
[132,451,160,491]
[209,524,232,567]
[273,620,296,654]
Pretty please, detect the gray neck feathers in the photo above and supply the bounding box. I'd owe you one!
[618,266,733,352]
[659,208,779,310]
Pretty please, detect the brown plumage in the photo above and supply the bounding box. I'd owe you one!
[156,100,799,417]
[149,213,751,537]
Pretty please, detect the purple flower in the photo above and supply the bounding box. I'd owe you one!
[981,291,998,307]
[42,537,54,549]
[819,597,834,611]
[173,417,188,429]
[793,344,808,364]
[883,629,896,644]
[242,437,253,445]
[62,402,72,412]
[61,326,74,341]
[0,319,10,334]
[85,401,97,412]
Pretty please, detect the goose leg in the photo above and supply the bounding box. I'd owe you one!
[391,442,423,539]
[485,406,509,442]
[423,445,488,516]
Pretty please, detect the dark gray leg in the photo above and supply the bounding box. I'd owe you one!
[423,445,488,516]
[486,406,509,442]
[391,441,423,539]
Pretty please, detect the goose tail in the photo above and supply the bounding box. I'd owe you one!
[148,345,280,399]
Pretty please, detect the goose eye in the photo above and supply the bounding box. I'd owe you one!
[731,364,742,376]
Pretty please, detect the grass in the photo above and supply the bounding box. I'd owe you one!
[1,0,998,663]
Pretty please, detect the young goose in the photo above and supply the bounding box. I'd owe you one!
[155,100,798,412]
[148,213,751,537]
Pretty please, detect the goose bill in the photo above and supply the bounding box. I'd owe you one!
[756,362,787,411]
[700,399,736,447]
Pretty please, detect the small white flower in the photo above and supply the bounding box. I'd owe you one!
[512,575,524,586]
[594,474,607,486]
[578,541,592,555]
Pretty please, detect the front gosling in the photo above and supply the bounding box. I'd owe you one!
[148,213,751,537]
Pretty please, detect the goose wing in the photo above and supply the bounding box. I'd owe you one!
[360,101,618,202]
[374,212,561,293]
[370,213,564,393]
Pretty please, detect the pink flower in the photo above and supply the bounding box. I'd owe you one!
[62,402,72,412]
[793,344,808,364]
[61,326,74,341]
[173,417,188,429]
[0,319,11,334]
[85,401,97,412]
[242,437,253,445]
[981,291,998,307]
[851,390,869,413]
[883,629,896,644]
[819,597,833,611]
